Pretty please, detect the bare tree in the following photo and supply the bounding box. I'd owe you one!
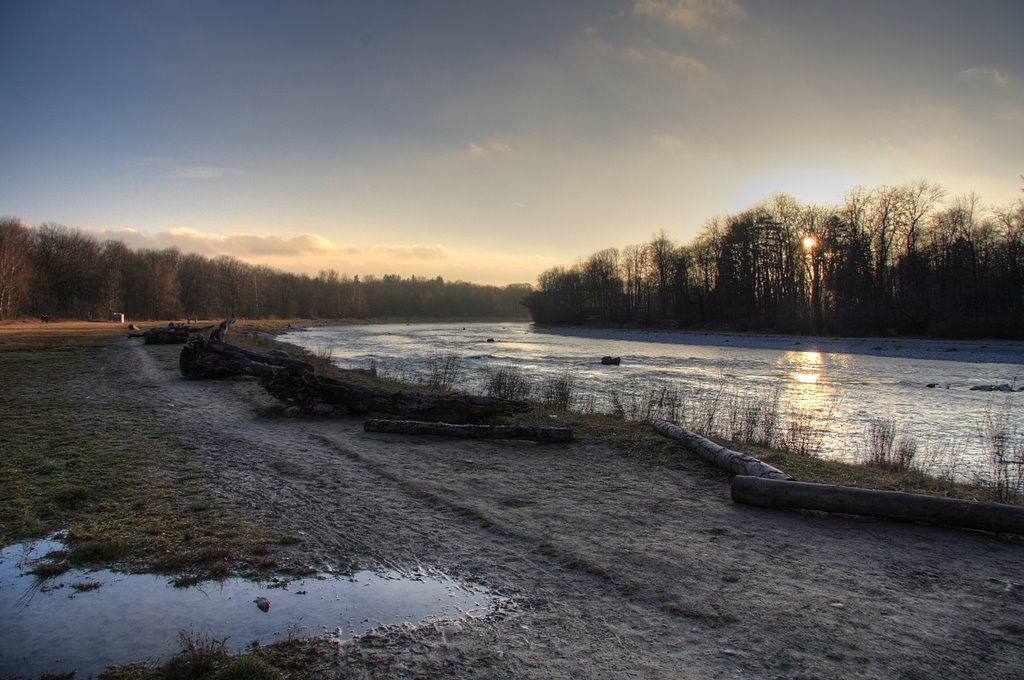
[30,223,102,317]
[0,218,32,319]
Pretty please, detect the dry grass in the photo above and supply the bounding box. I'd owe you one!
[0,319,133,351]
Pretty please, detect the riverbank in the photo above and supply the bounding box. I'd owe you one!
[3,325,1024,678]
[536,326,1024,365]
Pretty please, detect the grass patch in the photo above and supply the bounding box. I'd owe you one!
[30,558,72,579]
[0,329,286,580]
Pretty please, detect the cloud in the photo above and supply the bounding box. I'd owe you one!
[652,132,691,151]
[625,46,708,75]
[133,157,250,180]
[88,226,336,259]
[633,0,747,31]
[374,244,454,261]
[468,141,514,157]
[996,108,1024,123]
[166,165,248,180]
[959,66,1009,88]
[157,228,335,256]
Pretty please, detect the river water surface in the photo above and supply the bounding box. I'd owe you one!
[281,322,1024,480]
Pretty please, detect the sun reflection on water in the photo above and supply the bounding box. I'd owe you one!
[781,351,828,413]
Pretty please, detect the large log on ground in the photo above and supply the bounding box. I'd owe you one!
[265,372,530,421]
[731,475,1024,535]
[179,321,530,421]
[364,419,572,442]
[653,420,793,480]
[179,333,312,379]
[139,324,206,344]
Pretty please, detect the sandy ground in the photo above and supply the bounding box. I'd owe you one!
[88,334,1024,678]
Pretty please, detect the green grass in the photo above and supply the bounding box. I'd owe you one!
[0,341,285,579]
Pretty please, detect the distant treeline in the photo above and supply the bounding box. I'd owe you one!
[0,219,532,322]
[524,181,1024,339]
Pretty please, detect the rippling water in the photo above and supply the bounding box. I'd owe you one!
[281,322,1024,480]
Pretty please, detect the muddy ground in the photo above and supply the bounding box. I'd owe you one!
[95,334,1024,678]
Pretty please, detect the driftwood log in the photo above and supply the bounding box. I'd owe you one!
[180,333,312,380]
[133,324,207,344]
[653,419,793,480]
[179,321,530,422]
[364,419,573,442]
[731,475,1024,536]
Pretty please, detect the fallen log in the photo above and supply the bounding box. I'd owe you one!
[137,324,207,344]
[653,420,793,480]
[731,475,1024,536]
[364,419,573,442]
[179,332,313,380]
[179,321,530,422]
[262,372,530,421]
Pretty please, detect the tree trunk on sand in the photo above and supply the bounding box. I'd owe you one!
[136,324,208,344]
[731,475,1024,536]
[364,419,573,442]
[179,322,530,422]
[179,333,312,380]
[652,419,793,481]
[266,373,529,422]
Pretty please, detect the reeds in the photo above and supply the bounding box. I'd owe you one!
[355,350,1021,493]
[539,369,578,411]
[484,363,533,401]
[864,418,918,472]
[983,395,1024,503]
[427,351,462,391]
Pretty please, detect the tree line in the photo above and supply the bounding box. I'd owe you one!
[0,219,532,322]
[524,180,1024,338]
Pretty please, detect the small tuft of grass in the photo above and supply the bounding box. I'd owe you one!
[71,580,103,592]
[863,418,918,472]
[539,369,578,411]
[164,630,230,679]
[485,364,533,401]
[70,539,133,565]
[276,532,305,546]
[30,559,71,579]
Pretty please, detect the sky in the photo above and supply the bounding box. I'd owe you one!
[2,0,1022,286]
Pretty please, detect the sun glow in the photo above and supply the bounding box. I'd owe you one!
[782,351,826,411]
[732,168,859,210]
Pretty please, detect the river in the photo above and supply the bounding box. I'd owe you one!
[279,322,1024,481]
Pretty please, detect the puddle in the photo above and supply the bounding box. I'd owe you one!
[1,535,506,679]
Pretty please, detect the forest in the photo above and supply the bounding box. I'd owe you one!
[524,180,1024,339]
[0,220,532,322]
[3,179,1022,337]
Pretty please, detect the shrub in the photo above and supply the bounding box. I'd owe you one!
[864,418,918,471]
[540,369,577,410]
[984,399,1024,503]
[485,364,532,401]
[426,352,461,391]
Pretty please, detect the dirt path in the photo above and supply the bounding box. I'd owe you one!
[106,336,1024,679]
